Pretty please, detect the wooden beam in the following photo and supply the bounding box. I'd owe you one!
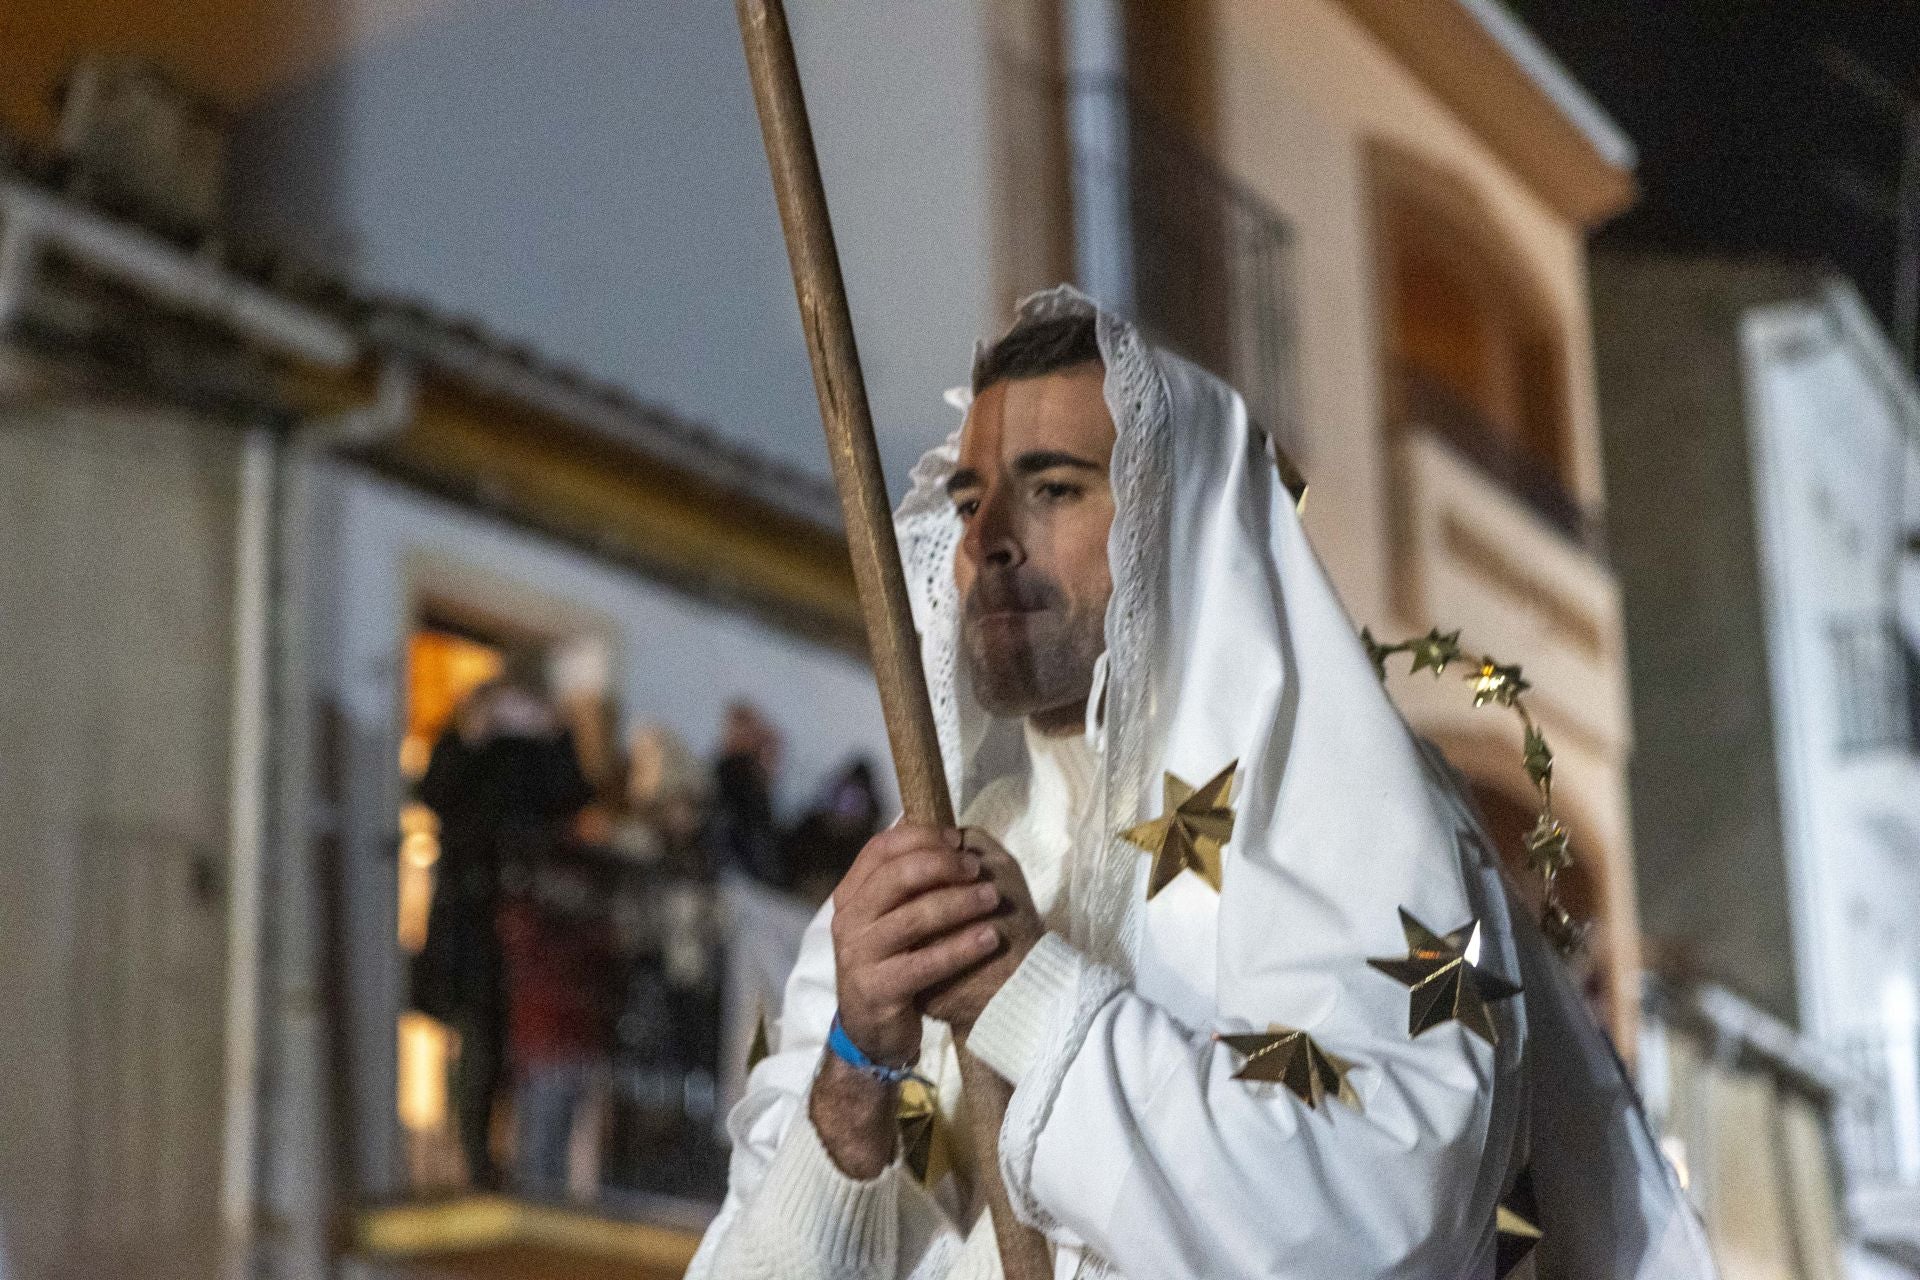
[383,383,863,649]
[355,1195,700,1280]
[283,364,866,653]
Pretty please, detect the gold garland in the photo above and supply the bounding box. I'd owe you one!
[1360,627,1587,956]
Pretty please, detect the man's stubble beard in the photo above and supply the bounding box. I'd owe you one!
[961,568,1107,721]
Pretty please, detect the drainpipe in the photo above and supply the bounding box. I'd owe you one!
[303,360,418,450]
[221,424,278,1280]
[0,212,39,333]
[1064,0,1133,313]
[227,364,415,1280]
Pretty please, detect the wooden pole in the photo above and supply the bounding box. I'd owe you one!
[733,0,948,828]
[733,2,1053,1276]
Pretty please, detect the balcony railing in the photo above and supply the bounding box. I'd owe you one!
[1837,1033,1909,1186]
[1832,1027,1920,1264]
[1828,613,1920,755]
[1398,363,1600,551]
[1047,73,1303,463]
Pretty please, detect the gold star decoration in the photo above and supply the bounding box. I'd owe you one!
[1495,1166,1543,1278]
[1539,900,1588,954]
[1274,439,1309,509]
[1366,908,1521,1045]
[896,1077,951,1187]
[1521,724,1553,790]
[1468,659,1530,708]
[1410,628,1463,677]
[745,1006,772,1074]
[1123,761,1238,899]
[1361,627,1390,679]
[1523,814,1572,876]
[1218,1025,1361,1111]
[1364,627,1587,959]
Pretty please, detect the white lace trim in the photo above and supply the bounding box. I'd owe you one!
[895,284,1172,975]
[896,285,1175,1280]
[995,948,1127,1240]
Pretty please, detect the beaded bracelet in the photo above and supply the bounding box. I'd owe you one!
[827,1012,931,1087]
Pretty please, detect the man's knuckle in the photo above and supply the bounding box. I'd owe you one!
[905,850,954,886]
[908,895,943,933]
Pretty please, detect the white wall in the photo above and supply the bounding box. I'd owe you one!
[1745,291,1920,1046]
[325,463,891,810]
[232,0,996,486]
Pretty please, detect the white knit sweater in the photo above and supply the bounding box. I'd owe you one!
[688,727,1101,1280]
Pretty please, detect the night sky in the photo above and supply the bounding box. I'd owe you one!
[1507,0,1920,363]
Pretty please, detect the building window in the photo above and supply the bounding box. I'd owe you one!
[996,53,1302,465]
[1368,142,1589,545]
[1828,612,1920,755]
[1116,93,1301,462]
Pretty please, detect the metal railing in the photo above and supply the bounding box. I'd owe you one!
[1828,613,1920,755]
[1051,73,1303,462]
[1832,1027,1920,1190]
[1397,363,1601,550]
[1004,64,1617,548]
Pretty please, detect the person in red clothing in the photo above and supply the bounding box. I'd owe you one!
[498,847,614,1199]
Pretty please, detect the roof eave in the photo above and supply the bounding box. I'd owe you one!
[1332,0,1639,226]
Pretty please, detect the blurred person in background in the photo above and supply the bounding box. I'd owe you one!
[712,701,787,889]
[414,657,594,1189]
[713,703,817,1127]
[715,756,882,1121]
[782,757,883,909]
[604,724,727,1196]
[498,845,615,1200]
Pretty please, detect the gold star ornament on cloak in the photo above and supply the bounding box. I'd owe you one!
[895,1078,952,1188]
[1218,1025,1361,1112]
[745,1006,772,1074]
[1122,761,1238,899]
[1495,1166,1544,1278]
[1366,908,1521,1045]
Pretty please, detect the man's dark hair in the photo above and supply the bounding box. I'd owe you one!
[971,314,1102,395]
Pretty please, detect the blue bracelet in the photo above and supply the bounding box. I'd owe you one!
[827,1012,929,1087]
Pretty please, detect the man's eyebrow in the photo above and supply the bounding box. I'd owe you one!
[1012,450,1103,476]
[945,452,1103,496]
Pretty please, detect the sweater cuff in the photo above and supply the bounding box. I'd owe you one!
[752,1106,901,1271]
[968,932,1083,1085]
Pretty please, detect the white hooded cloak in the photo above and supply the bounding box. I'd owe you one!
[688,287,1716,1280]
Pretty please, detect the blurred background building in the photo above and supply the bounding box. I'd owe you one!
[1596,256,1902,1280]
[1511,6,1920,1279]
[0,1,1914,1279]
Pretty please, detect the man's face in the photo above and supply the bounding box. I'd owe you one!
[949,363,1116,728]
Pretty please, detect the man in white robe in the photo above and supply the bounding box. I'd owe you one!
[688,288,1715,1280]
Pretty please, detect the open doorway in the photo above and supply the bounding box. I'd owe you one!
[386,582,746,1212]
[396,621,507,1190]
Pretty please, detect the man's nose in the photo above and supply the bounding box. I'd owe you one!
[962,491,1024,569]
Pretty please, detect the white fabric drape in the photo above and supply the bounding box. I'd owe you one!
[688,287,1716,1280]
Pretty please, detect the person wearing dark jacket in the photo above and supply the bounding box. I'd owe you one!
[416,672,593,1189]
[781,757,883,908]
[710,702,786,889]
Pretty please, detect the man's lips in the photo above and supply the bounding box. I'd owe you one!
[970,609,1060,651]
